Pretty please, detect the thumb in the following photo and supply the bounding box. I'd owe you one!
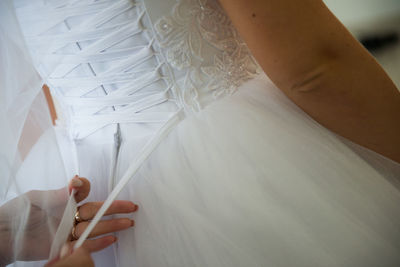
[69,176,91,203]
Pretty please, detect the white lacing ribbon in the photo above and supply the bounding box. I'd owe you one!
[22,0,176,140]
[18,1,115,27]
[74,109,183,249]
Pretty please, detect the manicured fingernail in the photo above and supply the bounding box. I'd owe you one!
[71,178,83,187]
[60,243,69,258]
[131,220,135,226]
[134,204,139,211]
[113,236,118,242]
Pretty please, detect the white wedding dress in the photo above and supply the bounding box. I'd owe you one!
[1,0,400,266]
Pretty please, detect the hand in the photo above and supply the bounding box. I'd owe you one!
[44,247,94,267]
[0,176,138,265]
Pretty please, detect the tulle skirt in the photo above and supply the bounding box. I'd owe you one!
[110,74,400,267]
[12,74,400,266]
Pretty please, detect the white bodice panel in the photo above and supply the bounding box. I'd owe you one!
[15,0,260,139]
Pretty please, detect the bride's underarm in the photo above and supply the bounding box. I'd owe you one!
[218,0,400,163]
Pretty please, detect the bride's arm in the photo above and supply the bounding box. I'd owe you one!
[218,0,400,163]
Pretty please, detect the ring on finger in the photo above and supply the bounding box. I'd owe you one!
[71,225,79,241]
[74,207,83,224]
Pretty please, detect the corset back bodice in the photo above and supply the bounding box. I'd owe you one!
[15,0,259,139]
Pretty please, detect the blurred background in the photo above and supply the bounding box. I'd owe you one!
[324,0,400,88]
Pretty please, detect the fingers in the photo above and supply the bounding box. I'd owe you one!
[74,218,134,239]
[71,200,137,241]
[51,236,116,264]
[78,200,138,221]
[79,235,117,253]
[69,176,90,203]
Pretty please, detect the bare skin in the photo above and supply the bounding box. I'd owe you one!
[45,247,94,267]
[218,0,400,163]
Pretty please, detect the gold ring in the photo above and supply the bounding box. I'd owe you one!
[71,225,79,241]
[74,208,83,224]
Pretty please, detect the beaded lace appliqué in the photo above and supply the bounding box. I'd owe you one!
[154,0,259,109]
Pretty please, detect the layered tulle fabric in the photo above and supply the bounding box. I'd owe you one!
[115,75,400,267]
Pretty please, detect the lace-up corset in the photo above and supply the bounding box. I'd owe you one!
[15,0,259,139]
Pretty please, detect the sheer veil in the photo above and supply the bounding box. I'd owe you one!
[1,0,74,265]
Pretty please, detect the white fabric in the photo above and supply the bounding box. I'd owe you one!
[1,0,399,266]
[116,75,400,267]
[0,0,73,266]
